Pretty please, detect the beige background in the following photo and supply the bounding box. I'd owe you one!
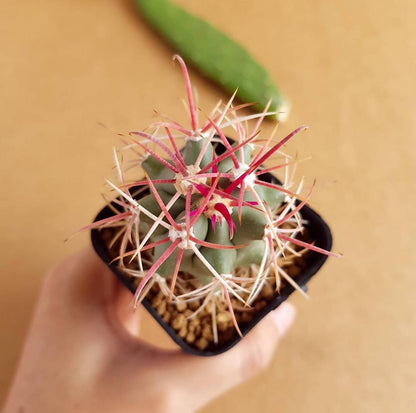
[1,0,415,412]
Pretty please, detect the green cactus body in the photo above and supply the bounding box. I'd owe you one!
[192,220,237,280]
[141,156,176,194]
[137,191,184,235]
[136,135,285,286]
[183,139,213,168]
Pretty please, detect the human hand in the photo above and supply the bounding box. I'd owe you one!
[3,248,296,413]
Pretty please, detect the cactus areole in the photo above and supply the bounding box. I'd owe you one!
[90,56,336,355]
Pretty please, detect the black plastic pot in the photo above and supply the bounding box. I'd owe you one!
[91,170,332,356]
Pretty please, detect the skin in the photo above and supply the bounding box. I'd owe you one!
[3,248,296,413]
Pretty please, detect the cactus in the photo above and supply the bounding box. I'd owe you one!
[87,56,338,341]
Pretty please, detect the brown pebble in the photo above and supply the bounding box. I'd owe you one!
[217,312,231,324]
[172,313,186,330]
[195,337,209,350]
[189,318,200,327]
[186,332,196,343]
[260,283,274,299]
[286,265,301,277]
[188,300,200,310]
[199,307,208,316]
[162,312,171,323]
[151,295,162,307]
[178,325,187,338]
[184,309,193,317]
[206,302,213,314]
[254,300,267,311]
[175,301,187,312]
[157,301,166,316]
[218,322,230,332]
[277,257,285,266]
[202,325,213,341]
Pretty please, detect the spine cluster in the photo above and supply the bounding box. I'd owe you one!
[88,56,335,337]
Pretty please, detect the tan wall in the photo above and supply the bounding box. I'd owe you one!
[1,1,415,412]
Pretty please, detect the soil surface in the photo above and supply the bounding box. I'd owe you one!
[99,226,310,352]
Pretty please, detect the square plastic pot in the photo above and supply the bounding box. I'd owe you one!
[91,171,332,356]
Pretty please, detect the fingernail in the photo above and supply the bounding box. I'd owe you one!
[271,302,296,337]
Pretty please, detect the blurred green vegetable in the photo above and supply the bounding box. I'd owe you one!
[135,0,290,121]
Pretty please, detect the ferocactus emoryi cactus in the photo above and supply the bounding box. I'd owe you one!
[88,56,337,339]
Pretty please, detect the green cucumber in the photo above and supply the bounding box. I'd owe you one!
[135,0,289,121]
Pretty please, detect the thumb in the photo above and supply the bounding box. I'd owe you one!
[167,302,296,410]
[113,283,143,337]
